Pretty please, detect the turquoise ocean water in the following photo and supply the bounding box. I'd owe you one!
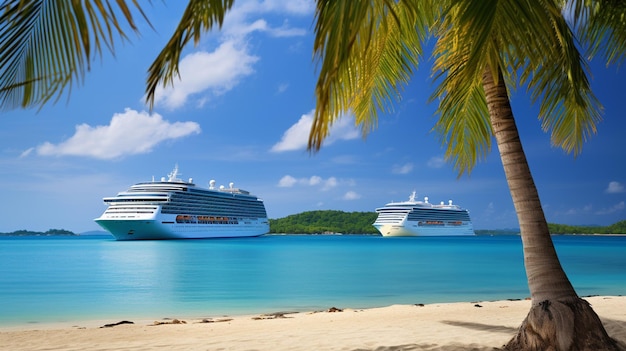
[0,234,625,326]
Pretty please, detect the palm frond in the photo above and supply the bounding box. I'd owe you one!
[430,0,498,174]
[435,79,491,176]
[0,0,146,110]
[310,0,432,151]
[518,0,602,155]
[144,0,234,109]
[431,0,602,174]
[568,0,626,65]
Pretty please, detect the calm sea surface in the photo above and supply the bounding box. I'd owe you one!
[0,234,625,326]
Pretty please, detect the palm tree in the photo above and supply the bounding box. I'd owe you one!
[305,2,625,349]
[1,0,625,349]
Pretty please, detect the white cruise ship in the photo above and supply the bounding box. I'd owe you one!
[373,191,474,237]
[95,165,269,240]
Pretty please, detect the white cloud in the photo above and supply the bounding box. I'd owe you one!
[343,191,361,200]
[19,148,34,158]
[264,0,314,15]
[606,181,625,194]
[267,20,308,37]
[309,175,322,186]
[270,110,360,152]
[392,163,413,175]
[270,112,313,152]
[325,116,360,144]
[322,177,338,191]
[222,0,313,38]
[152,40,259,110]
[149,1,312,111]
[557,201,624,217]
[427,156,446,168]
[34,108,200,159]
[277,174,341,191]
[278,175,297,187]
[595,201,625,215]
[276,83,289,94]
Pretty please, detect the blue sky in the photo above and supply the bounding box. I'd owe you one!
[1,1,625,233]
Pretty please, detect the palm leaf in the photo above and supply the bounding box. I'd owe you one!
[431,0,602,175]
[0,0,146,110]
[144,0,234,109]
[568,0,626,65]
[310,0,432,151]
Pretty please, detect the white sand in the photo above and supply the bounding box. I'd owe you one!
[1,296,624,351]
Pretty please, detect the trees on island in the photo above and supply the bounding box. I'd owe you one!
[2,1,625,349]
[269,211,379,234]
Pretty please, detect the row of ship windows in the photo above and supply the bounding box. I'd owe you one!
[106,204,266,217]
[105,207,156,213]
[168,196,261,208]
[163,200,265,208]
[130,186,188,192]
[162,209,266,217]
[175,215,251,225]
[170,191,256,201]
[110,197,261,206]
[417,221,468,226]
[167,195,264,207]
[379,210,469,219]
[406,210,470,221]
[375,218,469,226]
[408,215,471,221]
[110,193,259,205]
[162,203,266,217]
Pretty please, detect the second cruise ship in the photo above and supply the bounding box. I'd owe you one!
[373,191,474,237]
[95,165,269,240]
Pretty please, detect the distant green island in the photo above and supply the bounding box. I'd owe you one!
[269,210,380,234]
[0,229,78,236]
[1,211,625,236]
[268,211,626,235]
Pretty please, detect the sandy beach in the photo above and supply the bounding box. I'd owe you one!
[1,296,624,351]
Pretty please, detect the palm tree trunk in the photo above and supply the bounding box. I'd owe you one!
[481,67,622,351]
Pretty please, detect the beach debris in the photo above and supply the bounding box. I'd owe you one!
[474,304,483,308]
[152,319,187,325]
[100,320,134,328]
[197,318,233,323]
[252,312,297,320]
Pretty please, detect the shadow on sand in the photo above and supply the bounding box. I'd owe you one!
[349,318,626,351]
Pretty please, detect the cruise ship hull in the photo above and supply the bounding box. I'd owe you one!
[374,223,474,237]
[95,217,269,240]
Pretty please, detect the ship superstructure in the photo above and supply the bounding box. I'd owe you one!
[95,165,269,240]
[373,191,474,237]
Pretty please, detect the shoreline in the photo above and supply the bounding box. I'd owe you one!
[2,296,625,351]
